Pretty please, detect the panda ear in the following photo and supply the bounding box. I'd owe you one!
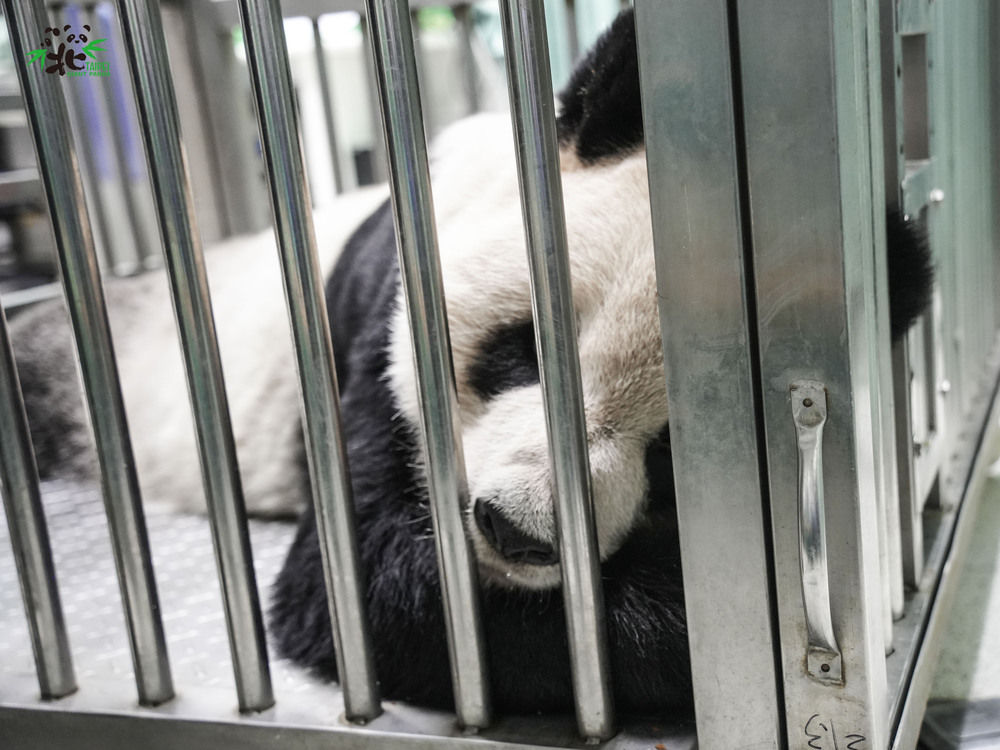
[557,9,642,166]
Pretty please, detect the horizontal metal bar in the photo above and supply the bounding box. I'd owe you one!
[0,674,698,750]
[2,0,173,707]
[236,0,381,722]
[0,303,76,700]
[363,0,491,730]
[497,0,614,740]
[114,0,273,713]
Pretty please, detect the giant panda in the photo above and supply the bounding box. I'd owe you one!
[10,8,932,719]
[269,9,934,718]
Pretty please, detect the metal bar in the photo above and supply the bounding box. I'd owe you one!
[0,304,76,700]
[2,0,173,707]
[236,0,380,723]
[91,2,148,273]
[634,1,783,744]
[362,0,490,730]
[312,17,345,195]
[878,0,911,621]
[358,16,388,184]
[453,4,480,115]
[113,0,272,713]
[497,1,613,740]
[55,6,115,275]
[856,0,902,642]
[409,9,435,137]
[894,339,925,586]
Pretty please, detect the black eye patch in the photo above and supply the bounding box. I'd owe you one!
[468,320,540,400]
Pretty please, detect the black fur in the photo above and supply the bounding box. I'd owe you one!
[270,8,935,720]
[557,9,643,164]
[467,320,540,400]
[886,211,935,341]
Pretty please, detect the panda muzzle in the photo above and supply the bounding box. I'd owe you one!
[473,499,558,566]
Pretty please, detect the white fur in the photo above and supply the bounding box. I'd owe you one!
[107,186,389,516]
[387,114,666,589]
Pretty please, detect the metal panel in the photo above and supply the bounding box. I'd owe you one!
[734,0,890,744]
[2,0,174,708]
[858,0,905,640]
[633,2,782,748]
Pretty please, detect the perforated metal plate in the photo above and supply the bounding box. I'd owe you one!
[0,479,306,694]
[0,480,697,750]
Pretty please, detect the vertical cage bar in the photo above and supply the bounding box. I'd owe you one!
[91,2,150,274]
[2,0,173,707]
[358,16,388,185]
[497,1,614,740]
[409,9,435,137]
[312,17,344,196]
[113,0,272,712]
[880,0,921,601]
[453,4,481,115]
[362,0,491,730]
[856,0,902,646]
[63,3,140,277]
[634,1,783,746]
[0,305,76,700]
[55,7,114,275]
[236,0,381,723]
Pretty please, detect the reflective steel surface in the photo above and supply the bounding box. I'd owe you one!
[0,306,75,700]
[498,0,613,740]
[2,0,173,707]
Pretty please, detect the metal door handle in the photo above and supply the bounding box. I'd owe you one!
[791,380,843,684]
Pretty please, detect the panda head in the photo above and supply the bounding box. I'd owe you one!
[386,11,659,591]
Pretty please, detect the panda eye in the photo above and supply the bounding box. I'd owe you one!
[468,320,539,400]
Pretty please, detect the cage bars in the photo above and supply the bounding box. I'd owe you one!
[1,0,174,708]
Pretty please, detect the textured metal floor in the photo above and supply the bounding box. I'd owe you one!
[0,480,698,750]
[0,479,323,698]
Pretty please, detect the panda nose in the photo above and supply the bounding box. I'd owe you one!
[473,500,558,566]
